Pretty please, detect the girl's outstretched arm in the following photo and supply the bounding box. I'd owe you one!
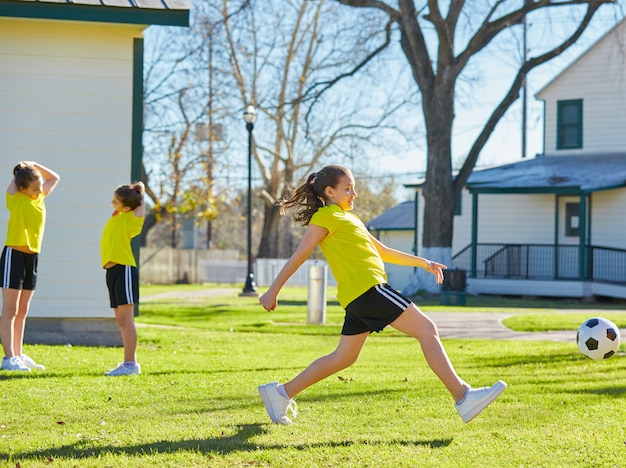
[369,233,447,284]
[259,224,328,311]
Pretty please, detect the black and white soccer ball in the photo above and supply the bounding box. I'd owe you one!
[576,317,621,360]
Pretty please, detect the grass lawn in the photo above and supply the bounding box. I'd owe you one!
[1,285,625,467]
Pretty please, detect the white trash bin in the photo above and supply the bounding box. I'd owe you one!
[307,261,327,324]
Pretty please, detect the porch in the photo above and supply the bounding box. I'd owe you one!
[452,243,626,300]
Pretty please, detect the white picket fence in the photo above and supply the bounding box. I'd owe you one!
[139,247,337,287]
[253,259,337,287]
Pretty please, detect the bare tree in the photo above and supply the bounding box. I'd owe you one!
[142,21,227,248]
[336,0,616,292]
[217,0,416,258]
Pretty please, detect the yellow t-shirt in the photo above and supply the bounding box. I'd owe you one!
[100,211,144,267]
[310,204,387,308]
[5,191,46,253]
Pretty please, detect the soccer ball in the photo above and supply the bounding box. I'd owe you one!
[576,317,621,360]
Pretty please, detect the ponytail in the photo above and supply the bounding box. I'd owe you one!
[13,162,41,190]
[114,182,144,210]
[280,165,351,226]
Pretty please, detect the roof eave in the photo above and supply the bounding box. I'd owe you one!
[0,1,190,27]
[468,186,582,195]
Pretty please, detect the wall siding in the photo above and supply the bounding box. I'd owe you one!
[377,230,415,291]
[0,18,144,318]
[590,189,626,248]
[538,20,626,155]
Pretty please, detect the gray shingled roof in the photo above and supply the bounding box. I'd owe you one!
[11,0,189,9]
[366,200,416,231]
[466,153,626,194]
[378,154,626,231]
[1,0,190,26]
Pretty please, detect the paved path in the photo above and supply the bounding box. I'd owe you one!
[425,312,577,343]
[143,289,626,343]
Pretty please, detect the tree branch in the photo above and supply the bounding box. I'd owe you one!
[454,1,609,193]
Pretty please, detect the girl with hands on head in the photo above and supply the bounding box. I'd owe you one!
[1,161,60,371]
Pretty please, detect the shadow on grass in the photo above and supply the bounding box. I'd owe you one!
[561,384,626,397]
[0,365,303,380]
[277,299,341,307]
[4,423,453,462]
[485,352,583,368]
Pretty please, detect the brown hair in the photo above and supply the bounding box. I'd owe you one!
[280,165,351,225]
[114,182,144,210]
[13,163,41,190]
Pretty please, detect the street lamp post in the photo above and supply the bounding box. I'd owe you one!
[241,105,258,296]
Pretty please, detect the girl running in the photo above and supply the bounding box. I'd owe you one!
[258,165,506,424]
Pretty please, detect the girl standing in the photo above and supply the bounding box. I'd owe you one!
[100,182,145,376]
[258,165,506,424]
[1,161,60,371]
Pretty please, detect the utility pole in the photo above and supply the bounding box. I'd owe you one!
[521,0,530,159]
[206,23,215,248]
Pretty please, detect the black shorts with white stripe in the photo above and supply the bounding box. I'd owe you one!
[342,283,411,335]
[0,246,38,290]
[105,264,139,309]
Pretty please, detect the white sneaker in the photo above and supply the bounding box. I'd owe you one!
[105,362,141,376]
[455,380,507,423]
[21,354,45,370]
[258,382,298,425]
[1,356,31,372]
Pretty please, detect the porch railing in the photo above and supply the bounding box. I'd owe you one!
[452,243,626,285]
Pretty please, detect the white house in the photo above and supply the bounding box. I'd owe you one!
[370,18,626,300]
[0,0,190,344]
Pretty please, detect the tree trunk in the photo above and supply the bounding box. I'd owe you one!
[421,75,456,247]
[257,202,282,258]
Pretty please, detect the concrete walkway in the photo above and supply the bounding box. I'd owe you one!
[426,311,577,343]
[142,288,626,343]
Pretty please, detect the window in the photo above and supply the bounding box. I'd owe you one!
[565,202,580,237]
[557,99,583,149]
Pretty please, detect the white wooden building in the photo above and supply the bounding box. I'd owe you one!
[0,0,190,344]
[370,18,626,300]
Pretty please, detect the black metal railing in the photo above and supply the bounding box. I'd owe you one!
[452,243,626,285]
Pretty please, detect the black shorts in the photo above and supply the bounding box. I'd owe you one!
[0,246,38,290]
[105,264,139,308]
[342,283,411,335]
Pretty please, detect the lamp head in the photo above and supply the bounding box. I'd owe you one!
[243,105,257,125]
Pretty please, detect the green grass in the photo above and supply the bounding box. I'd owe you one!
[1,285,625,467]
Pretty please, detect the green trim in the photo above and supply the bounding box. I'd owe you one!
[578,194,587,280]
[469,183,626,195]
[468,186,582,195]
[471,193,478,278]
[374,227,414,232]
[0,2,189,26]
[413,192,419,256]
[131,37,143,184]
[131,37,143,315]
[541,102,546,154]
[588,182,626,192]
[554,195,559,279]
[556,99,583,150]
[587,193,593,245]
